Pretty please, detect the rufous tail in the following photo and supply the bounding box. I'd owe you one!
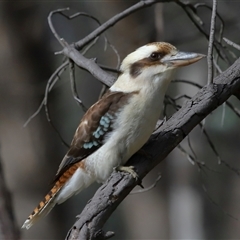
[22,163,80,229]
[21,183,62,229]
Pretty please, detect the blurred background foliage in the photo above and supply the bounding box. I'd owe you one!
[0,0,240,239]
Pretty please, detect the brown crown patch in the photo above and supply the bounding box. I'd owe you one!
[129,42,177,78]
[147,42,176,53]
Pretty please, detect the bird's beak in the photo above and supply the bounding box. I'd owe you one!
[162,51,205,67]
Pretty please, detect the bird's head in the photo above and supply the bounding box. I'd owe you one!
[112,42,205,93]
[120,42,205,77]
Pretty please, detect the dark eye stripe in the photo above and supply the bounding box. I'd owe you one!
[129,49,168,78]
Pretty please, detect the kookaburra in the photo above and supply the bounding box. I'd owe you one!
[22,42,204,229]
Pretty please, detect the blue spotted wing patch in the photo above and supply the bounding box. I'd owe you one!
[82,113,114,149]
[54,90,138,181]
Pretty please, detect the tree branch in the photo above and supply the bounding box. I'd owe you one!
[62,43,115,87]
[74,0,175,50]
[207,0,217,84]
[66,56,240,239]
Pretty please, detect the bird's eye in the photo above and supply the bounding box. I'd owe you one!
[150,52,160,60]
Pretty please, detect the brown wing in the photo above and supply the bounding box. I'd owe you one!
[54,90,137,182]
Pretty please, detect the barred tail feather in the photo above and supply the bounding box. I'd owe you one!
[22,162,94,230]
[21,186,61,229]
[21,198,57,230]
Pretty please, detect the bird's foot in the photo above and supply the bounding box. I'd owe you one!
[115,166,138,179]
[115,166,143,188]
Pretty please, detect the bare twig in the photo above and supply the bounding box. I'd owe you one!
[221,102,226,127]
[213,58,223,74]
[41,61,70,148]
[69,60,88,112]
[223,37,240,51]
[177,144,196,165]
[207,0,217,84]
[131,173,161,194]
[58,10,101,23]
[172,94,191,101]
[177,1,231,65]
[48,8,70,47]
[23,99,45,128]
[43,90,70,148]
[23,61,68,127]
[202,184,238,220]
[172,79,203,89]
[48,2,180,96]
[49,8,122,74]
[106,41,121,69]
[81,36,100,56]
[43,61,69,100]
[57,10,103,56]
[74,0,174,50]
[199,123,221,164]
[199,123,240,176]
[187,134,197,160]
[62,43,116,87]
[194,2,225,41]
[59,2,177,88]
[177,144,206,173]
[164,95,181,110]
[48,8,120,88]
[44,104,70,148]
[226,101,240,118]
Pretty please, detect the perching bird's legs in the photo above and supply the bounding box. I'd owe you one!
[116,165,138,179]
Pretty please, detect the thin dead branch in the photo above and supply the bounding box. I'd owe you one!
[44,94,70,148]
[172,79,203,89]
[62,43,116,86]
[74,0,175,50]
[177,144,196,165]
[177,1,231,65]
[131,173,161,194]
[23,61,68,127]
[69,60,88,112]
[226,101,240,118]
[202,184,238,220]
[223,37,240,51]
[187,134,197,160]
[48,8,70,47]
[199,123,240,176]
[177,144,206,173]
[207,0,217,84]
